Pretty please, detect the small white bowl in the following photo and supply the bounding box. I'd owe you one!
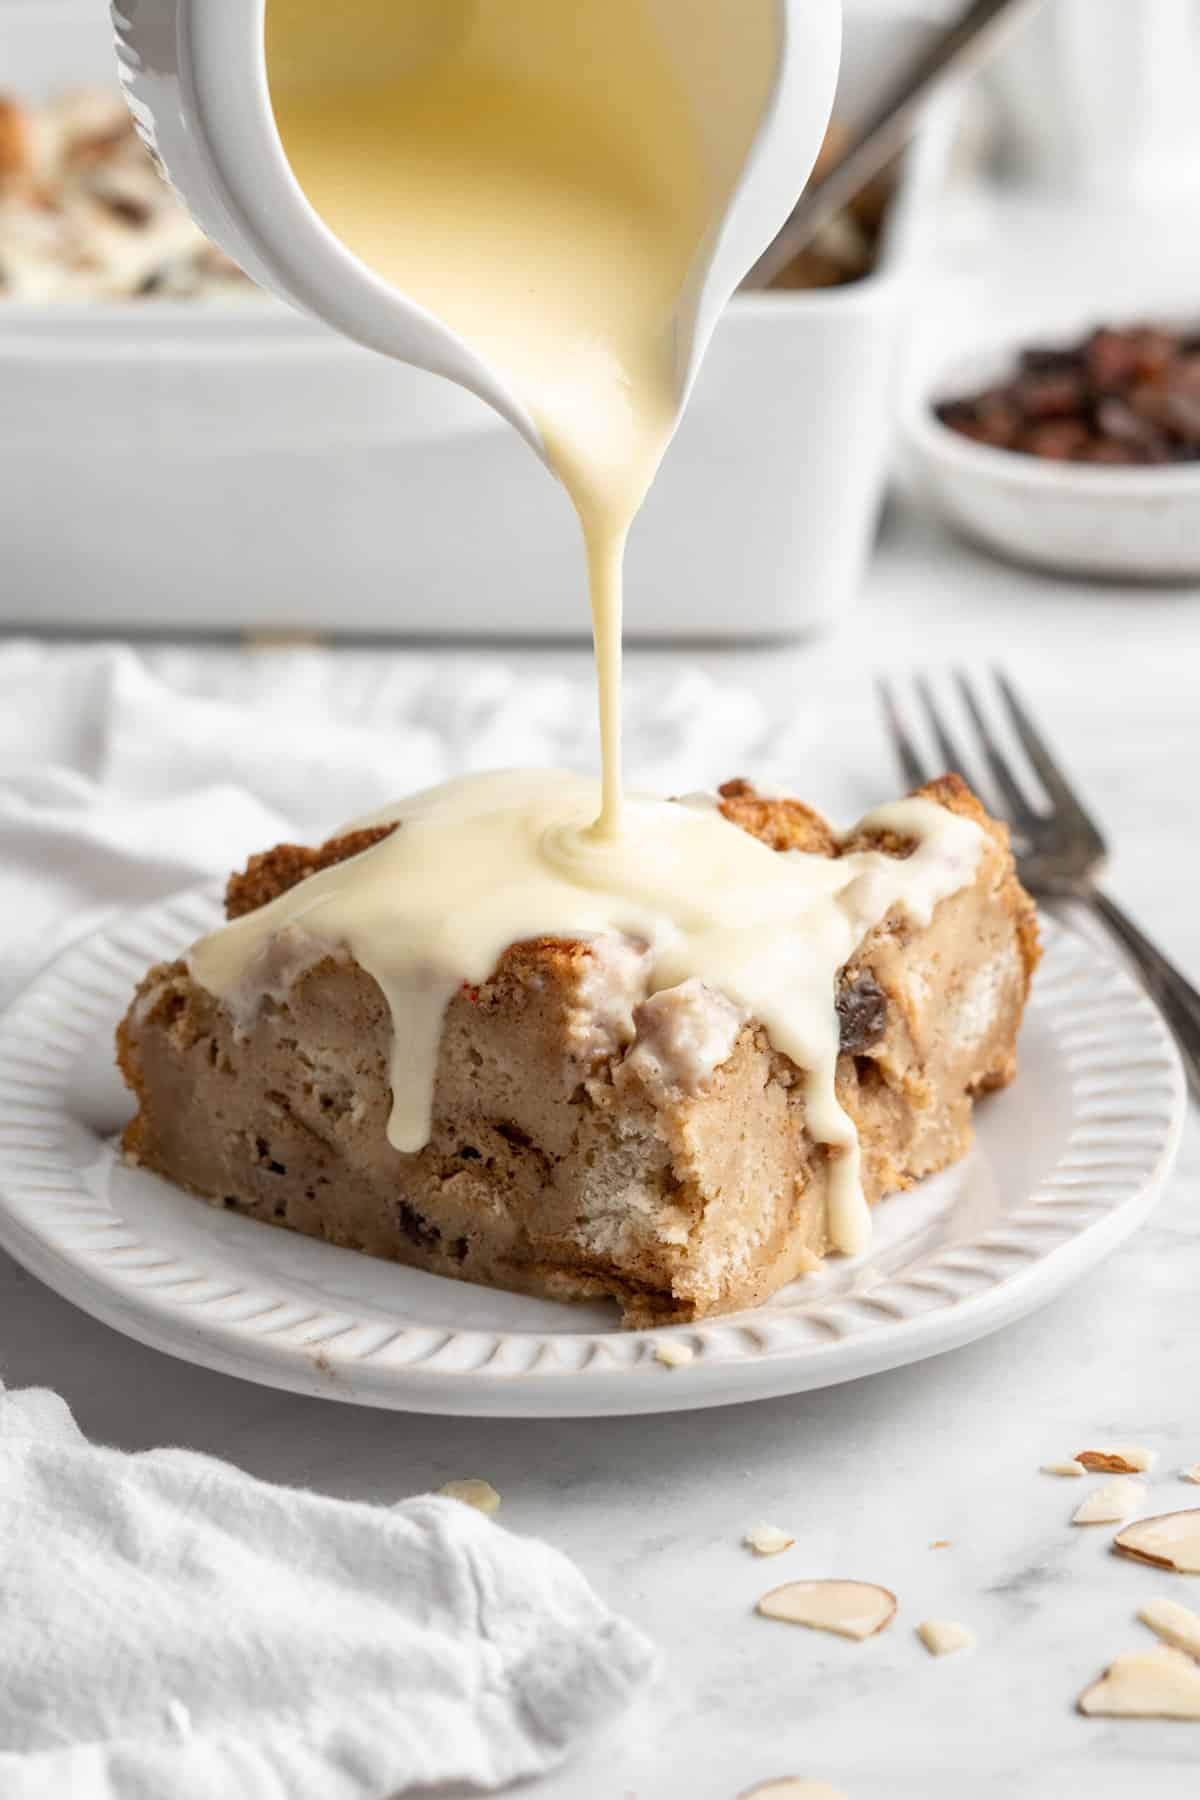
[905,334,1200,583]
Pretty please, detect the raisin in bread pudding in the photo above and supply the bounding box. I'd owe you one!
[116,774,1039,1326]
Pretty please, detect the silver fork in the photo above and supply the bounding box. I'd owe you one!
[878,669,1200,1100]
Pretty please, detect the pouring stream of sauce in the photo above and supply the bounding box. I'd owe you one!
[265,0,777,836]
[186,2,984,1257]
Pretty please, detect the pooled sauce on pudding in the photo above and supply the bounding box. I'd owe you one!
[189,2,986,1258]
[190,774,982,1255]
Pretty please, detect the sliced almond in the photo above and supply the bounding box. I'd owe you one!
[745,1523,795,1557]
[1139,1598,1200,1661]
[929,1539,952,1550]
[1072,1478,1147,1526]
[758,1579,896,1641]
[1076,1445,1157,1475]
[1115,1509,1200,1573]
[739,1783,848,1799]
[438,1478,500,1515]
[1079,1647,1200,1720]
[1182,1467,1200,1486]
[917,1618,976,1658]
[654,1340,694,1368]
[1042,1459,1086,1477]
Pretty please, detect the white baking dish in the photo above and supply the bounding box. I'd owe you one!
[0,1,956,638]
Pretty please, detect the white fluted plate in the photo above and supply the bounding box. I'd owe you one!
[0,891,1184,1416]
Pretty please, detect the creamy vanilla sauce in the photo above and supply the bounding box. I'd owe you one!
[189,774,982,1254]
[265,0,776,835]
[186,3,986,1261]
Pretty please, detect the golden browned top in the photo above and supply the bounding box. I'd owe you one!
[840,772,987,856]
[716,779,839,856]
[225,826,398,919]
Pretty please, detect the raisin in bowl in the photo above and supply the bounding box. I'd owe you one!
[904,321,1200,583]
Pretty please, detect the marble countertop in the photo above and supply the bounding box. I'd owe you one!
[5,493,1200,1798]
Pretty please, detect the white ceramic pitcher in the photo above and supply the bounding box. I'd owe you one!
[111,0,842,462]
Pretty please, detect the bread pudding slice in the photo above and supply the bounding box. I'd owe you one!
[116,775,1038,1326]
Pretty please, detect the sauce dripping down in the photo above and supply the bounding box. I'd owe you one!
[190,774,983,1255]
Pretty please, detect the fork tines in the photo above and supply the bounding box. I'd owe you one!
[876,669,1104,851]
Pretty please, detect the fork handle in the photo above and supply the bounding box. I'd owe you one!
[1087,888,1200,1101]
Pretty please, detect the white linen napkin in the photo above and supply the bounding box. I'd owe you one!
[0,639,739,1794]
[0,1384,656,1799]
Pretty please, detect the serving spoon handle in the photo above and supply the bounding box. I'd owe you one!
[743,0,1044,291]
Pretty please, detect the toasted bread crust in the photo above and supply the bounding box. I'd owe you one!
[717,779,839,856]
[225,825,398,920]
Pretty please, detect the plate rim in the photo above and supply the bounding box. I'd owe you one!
[0,888,1184,1417]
